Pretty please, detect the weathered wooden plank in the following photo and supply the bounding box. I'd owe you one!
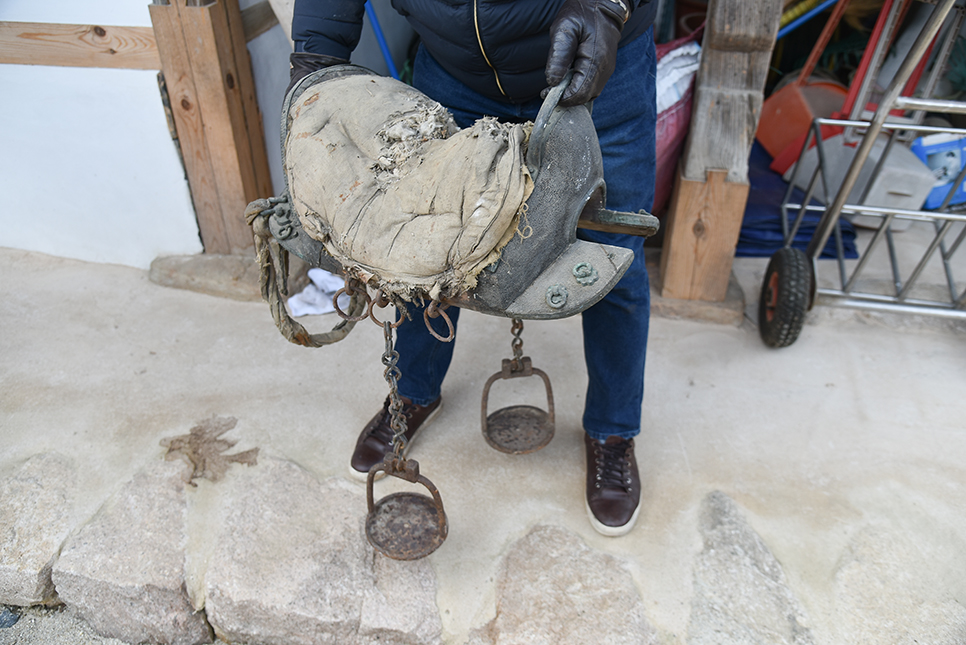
[149,1,231,254]
[660,0,781,303]
[699,49,772,95]
[681,1,780,184]
[222,0,274,198]
[681,85,764,184]
[0,22,161,69]
[180,1,257,253]
[150,0,271,254]
[681,50,772,183]
[707,1,780,52]
[660,169,750,302]
[241,0,279,42]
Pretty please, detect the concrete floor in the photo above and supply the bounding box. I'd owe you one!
[2,243,966,644]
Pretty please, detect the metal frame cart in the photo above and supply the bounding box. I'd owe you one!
[760,0,966,347]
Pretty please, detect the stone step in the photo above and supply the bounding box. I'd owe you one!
[0,452,78,607]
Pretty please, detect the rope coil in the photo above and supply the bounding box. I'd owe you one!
[246,197,366,347]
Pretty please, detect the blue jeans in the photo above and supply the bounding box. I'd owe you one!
[397,31,656,441]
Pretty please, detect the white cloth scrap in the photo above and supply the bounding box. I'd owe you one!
[287,268,349,317]
[656,42,702,114]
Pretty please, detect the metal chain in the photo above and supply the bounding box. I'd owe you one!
[381,320,409,458]
[510,318,524,370]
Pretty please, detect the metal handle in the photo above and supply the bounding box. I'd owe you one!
[526,71,575,177]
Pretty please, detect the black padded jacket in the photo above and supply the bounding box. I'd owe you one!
[291,0,656,103]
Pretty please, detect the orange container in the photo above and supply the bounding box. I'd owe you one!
[757,78,847,160]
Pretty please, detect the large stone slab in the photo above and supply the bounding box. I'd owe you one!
[203,457,442,645]
[51,459,212,645]
[687,491,814,645]
[0,452,76,606]
[148,254,262,302]
[470,525,658,644]
[148,253,308,302]
[831,522,966,643]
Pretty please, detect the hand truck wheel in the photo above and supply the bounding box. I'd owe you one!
[758,247,811,348]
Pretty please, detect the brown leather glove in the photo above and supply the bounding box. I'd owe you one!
[545,0,630,107]
[286,52,349,97]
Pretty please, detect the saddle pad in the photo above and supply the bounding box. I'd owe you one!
[285,73,533,302]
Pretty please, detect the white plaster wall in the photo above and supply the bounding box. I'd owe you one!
[0,0,203,269]
[0,0,413,269]
[0,64,204,268]
[246,22,290,196]
[0,0,151,26]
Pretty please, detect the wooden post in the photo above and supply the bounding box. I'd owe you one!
[149,0,272,255]
[660,0,781,301]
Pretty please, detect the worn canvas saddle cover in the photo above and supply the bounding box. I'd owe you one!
[285,73,533,302]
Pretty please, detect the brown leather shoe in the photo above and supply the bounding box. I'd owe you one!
[349,396,442,480]
[585,434,641,536]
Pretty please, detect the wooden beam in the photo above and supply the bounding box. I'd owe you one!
[660,169,749,302]
[1,4,273,257]
[225,0,274,199]
[150,1,229,253]
[660,0,781,302]
[241,1,279,42]
[0,4,274,70]
[705,1,778,52]
[0,22,161,69]
[150,0,272,255]
[680,52,773,184]
[182,1,266,252]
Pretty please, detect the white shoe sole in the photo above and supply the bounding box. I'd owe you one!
[585,498,641,537]
[347,401,443,482]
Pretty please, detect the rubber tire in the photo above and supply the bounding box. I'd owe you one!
[758,247,811,348]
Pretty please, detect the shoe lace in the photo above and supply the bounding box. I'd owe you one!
[367,400,411,446]
[367,409,395,445]
[594,441,632,490]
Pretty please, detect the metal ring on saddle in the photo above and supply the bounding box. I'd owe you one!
[333,284,371,322]
[246,196,366,348]
[367,290,404,328]
[423,301,455,342]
